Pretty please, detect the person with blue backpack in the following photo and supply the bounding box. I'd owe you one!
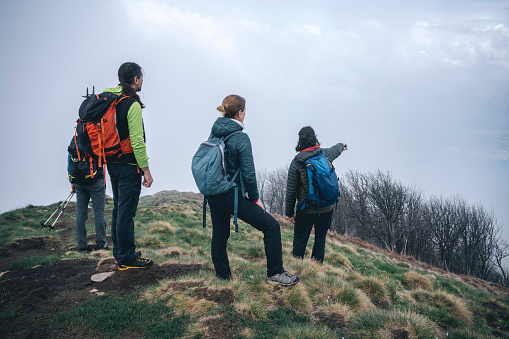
[193,94,299,286]
[285,126,347,264]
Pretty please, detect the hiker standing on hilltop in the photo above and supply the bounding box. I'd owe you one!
[205,95,299,286]
[104,62,154,270]
[67,136,108,252]
[285,126,347,264]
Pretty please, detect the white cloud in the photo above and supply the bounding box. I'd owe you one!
[121,0,234,55]
[303,24,322,37]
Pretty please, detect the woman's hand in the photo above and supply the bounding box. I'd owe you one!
[285,216,295,224]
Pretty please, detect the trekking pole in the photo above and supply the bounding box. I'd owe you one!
[40,192,75,230]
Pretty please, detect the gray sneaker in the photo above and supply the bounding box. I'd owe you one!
[267,272,300,287]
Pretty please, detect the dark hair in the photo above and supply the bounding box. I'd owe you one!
[118,62,145,108]
[217,95,246,119]
[295,126,320,152]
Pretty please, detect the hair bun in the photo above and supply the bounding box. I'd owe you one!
[217,105,225,112]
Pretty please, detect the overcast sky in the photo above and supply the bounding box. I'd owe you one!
[1,0,508,237]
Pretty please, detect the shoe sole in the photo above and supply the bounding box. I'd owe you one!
[117,261,153,271]
[266,278,300,287]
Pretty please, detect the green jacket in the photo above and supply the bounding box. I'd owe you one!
[210,117,259,201]
[285,143,345,216]
[103,86,149,168]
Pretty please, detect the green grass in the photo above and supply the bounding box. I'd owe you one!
[7,254,62,270]
[2,191,509,338]
[56,295,190,338]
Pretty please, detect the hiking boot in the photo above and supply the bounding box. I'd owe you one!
[114,251,140,264]
[94,242,109,251]
[118,257,153,271]
[78,246,90,252]
[267,272,300,287]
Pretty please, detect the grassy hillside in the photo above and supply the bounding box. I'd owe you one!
[1,190,509,338]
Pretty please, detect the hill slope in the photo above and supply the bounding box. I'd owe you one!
[1,190,508,338]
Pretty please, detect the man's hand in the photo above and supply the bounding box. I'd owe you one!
[344,143,348,150]
[285,216,295,224]
[71,183,76,193]
[141,167,154,187]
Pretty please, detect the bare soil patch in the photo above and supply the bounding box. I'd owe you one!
[0,236,204,339]
[0,236,62,271]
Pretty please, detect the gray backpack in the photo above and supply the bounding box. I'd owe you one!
[191,131,245,231]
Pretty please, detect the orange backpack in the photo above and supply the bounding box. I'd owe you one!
[75,92,131,180]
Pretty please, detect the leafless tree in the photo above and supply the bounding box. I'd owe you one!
[365,170,407,252]
[257,166,288,216]
[425,195,466,271]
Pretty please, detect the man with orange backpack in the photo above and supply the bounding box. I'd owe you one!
[76,62,154,270]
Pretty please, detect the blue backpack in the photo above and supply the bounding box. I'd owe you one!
[298,150,340,214]
[192,131,245,232]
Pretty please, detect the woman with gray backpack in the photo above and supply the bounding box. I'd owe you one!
[285,126,347,264]
[193,94,299,286]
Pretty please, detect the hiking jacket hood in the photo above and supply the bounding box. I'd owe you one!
[211,117,259,201]
[285,143,345,216]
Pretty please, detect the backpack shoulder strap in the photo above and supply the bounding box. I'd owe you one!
[223,130,242,142]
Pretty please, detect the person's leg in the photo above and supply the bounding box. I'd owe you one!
[311,211,333,263]
[236,196,285,277]
[208,194,233,279]
[89,179,107,249]
[113,164,141,266]
[74,183,90,250]
[107,165,119,260]
[292,210,316,260]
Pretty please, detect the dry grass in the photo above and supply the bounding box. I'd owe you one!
[325,251,351,269]
[404,270,433,291]
[433,291,473,325]
[147,220,176,235]
[355,276,390,305]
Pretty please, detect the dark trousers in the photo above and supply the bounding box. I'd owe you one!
[107,163,141,265]
[208,190,285,278]
[292,209,333,263]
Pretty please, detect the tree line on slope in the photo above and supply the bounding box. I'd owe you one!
[257,167,509,286]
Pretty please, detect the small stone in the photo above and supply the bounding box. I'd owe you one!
[96,292,105,296]
[91,271,115,283]
[0,271,8,278]
[90,289,99,293]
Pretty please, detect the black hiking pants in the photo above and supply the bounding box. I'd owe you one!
[107,163,142,266]
[208,190,285,278]
[292,209,333,263]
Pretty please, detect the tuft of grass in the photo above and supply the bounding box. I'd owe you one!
[147,221,176,235]
[412,290,473,327]
[325,251,351,269]
[404,271,433,291]
[7,254,62,270]
[355,276,390,305]
[280,283,313,313]
[349,308,440,339]
[333,281,371,312]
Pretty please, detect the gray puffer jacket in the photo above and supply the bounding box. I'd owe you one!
[210,117,259,201]
[285,143,345,216]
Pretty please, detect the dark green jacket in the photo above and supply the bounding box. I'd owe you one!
[210,117,259,201]
[285,143,345,216]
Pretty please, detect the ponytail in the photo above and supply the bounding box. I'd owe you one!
[118,62,145,108]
